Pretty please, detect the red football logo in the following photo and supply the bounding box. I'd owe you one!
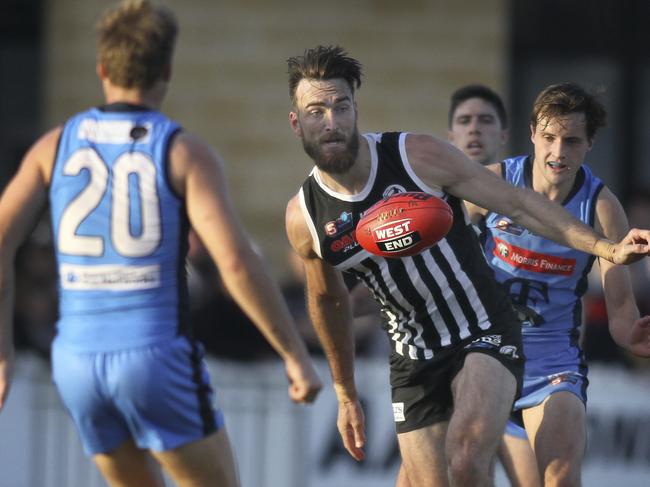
[356,192,453,257]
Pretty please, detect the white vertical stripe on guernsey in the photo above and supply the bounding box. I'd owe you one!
[361,270,402,338]
[359,265,414,358]
[438,240,491,332]
[420,250,469,342]
[369,261,415,357]
[385,310,404,356]
[401,255,452,349]
[374,258,428,360]
[394,338,404,356]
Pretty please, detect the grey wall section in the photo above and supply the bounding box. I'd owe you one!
[42,0,509,276]
[1,355,649,486]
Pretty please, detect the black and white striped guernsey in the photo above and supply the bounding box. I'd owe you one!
[299,132,515,360]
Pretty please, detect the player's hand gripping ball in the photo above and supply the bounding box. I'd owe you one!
[356,192,453,257]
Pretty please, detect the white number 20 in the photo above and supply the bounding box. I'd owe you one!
[58,148,161,257]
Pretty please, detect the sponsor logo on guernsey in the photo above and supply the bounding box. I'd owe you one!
[382,184,407,198]
[495,218,525,236]
[60,263,161,291]
[392,402,406,422]
[493,237,576,275]
[324,211,353,236]
[330,232,359,253]
[373,219,421,253]
[78,119,152,144]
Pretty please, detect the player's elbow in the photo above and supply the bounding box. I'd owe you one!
[216,247,259,279]
[608,315,637,350]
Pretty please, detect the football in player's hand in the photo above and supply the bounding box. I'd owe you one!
[356,192,453,257]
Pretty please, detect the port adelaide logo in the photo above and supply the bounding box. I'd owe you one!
[382,184,407,198]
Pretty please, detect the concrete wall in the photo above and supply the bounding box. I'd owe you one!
[42,0,509,277]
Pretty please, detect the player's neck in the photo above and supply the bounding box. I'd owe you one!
[316,134,371,196]
[102,80,167,110]
[531,163,574,203]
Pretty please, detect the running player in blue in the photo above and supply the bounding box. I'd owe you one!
[0,1,321,486]
[466,82,650,486]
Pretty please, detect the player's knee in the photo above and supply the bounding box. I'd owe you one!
[447,450,488,486]
[542,461,581,487]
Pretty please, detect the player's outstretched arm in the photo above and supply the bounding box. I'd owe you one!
[286,196,366,460]
[169,133,321,403]
[462,162,501,224]
[0,128,58,411]
[405,133,650,264]
[595,188,650,357]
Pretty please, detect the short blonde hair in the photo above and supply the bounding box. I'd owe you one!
[96,0,177,90]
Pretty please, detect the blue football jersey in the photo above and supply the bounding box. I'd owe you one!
[482,156,604,376]
[50,104,189,351]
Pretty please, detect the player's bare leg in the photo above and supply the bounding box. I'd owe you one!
[93,438,165,487]
[523,392,586,487]
[395,463,411,487]
[151,428,240,487]
[446,353,516,487]
[397,421,449,487]
[497,434,541,487]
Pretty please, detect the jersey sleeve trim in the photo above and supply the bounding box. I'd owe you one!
[49,122,67,201]
[298,187,322,259]
[163,127,184,202]
[588,181,605,227]
[398,132,444,196]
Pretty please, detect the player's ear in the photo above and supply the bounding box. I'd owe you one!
[500,129,508,147]
[529,123,535,143]
[96,63,107,81]
[289,111,302,137]
[447,130,455,143]
[162,63,172,82]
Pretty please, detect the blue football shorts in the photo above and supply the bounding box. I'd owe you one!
[503,369,588,439]
[504,419,528,439]
[515,369,588,411]
[52,334,224,456]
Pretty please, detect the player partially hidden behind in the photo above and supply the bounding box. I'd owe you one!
[450,84,541,487]
[447,84,508,166]
[284,45,650,487]
[466,82,650,486]
[0,1,321,486]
